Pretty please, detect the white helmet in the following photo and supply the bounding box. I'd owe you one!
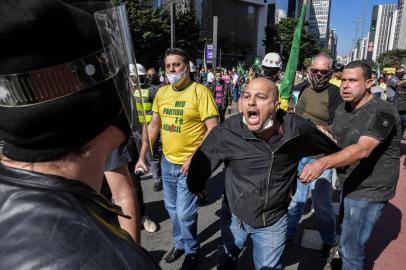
[189,61,197,73]
[129,63,146,76]
[262,52,282,69]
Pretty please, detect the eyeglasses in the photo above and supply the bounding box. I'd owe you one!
[310,68,331,75]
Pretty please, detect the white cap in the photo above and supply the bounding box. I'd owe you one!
[129,63,146,76]
[189,61,196,72]
[262,52,282,69]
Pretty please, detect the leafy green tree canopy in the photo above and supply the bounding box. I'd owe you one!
[377,49,406,68]
[264,17,320,69]
[124,0,202,68]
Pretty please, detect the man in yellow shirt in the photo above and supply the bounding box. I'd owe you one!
[329,62,344,87]
[136,48,219,269]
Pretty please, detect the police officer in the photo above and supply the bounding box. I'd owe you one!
[0,1,160,269]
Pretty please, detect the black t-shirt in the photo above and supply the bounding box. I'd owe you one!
[332,96,401,202]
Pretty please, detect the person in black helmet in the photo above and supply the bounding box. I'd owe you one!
[0,1,160,269]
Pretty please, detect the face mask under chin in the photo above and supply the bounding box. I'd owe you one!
[166,68,187,85]
[242,114,274,132]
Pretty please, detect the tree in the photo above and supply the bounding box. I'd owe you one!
[173,9,204,62]
[124,0,203,68]
[319,48,333,57]
[125,0,170,68]
[263,18,320,69]
[376,49,406,67]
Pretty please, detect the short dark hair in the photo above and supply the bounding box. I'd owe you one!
[344,61,372,80]
[164,48,190,64]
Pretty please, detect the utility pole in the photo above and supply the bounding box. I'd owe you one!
[361,0,368,38]
[170,2,176,49]
[353,17,364,58]
[212,16,218,69]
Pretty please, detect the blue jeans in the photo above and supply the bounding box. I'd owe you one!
[287,157,336,245]
[232,86,240,102]
[161,156,199,254]
[340,197,386,270]
[218,202,287,270]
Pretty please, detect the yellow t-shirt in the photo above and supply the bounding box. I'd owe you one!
[329,77,341,88]
[152,82,219,164]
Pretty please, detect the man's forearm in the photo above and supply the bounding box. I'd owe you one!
[140,123,159,160]
[396,79,406,86]
[105,165,140,243]
[317,143,372,171]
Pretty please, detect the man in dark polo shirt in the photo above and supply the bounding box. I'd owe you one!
[300,61,401,270]
[287,53,343,259]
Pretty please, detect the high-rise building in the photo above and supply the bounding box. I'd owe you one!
[360,35,369,60]
[389,9,398,50]
[306,0,332,48]
[287,0,305,18]
[395,0,406,49]
[366,4,397,61]
[145,0,162,8]
[195,0,275,64]
[275,8,287,23]
[153,0,276,65]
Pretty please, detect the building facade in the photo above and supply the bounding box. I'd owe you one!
[367,4,397,61]
[306,0,332,48]
[287,0,305,18]
[157,0,275,66]
[195,0,275,65]
[287,0,332,49]
[275,8,287,23]
[395,0,406,49]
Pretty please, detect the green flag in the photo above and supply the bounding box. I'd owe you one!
[279,0,307,100]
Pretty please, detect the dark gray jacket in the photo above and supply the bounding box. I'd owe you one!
[187,111,340,228]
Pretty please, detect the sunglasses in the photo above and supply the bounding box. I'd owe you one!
[310,69,331,75]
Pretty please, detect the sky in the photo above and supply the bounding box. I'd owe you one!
[277,0,398,56]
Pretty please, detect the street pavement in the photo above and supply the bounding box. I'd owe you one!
[140,105,406,270]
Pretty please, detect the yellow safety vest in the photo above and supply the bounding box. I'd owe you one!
[133,88,152,124]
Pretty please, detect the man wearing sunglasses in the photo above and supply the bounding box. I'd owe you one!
[287,53,343,261]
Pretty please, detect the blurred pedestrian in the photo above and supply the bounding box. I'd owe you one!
[387,66,406,103]
[214,69,232,122]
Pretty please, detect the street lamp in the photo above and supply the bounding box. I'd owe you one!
[165,0,191,49]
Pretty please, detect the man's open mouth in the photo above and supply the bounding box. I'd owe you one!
[247,110,260,125]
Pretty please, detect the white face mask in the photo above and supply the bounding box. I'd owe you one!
[166,68,187,85]
[242,114,274,132]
